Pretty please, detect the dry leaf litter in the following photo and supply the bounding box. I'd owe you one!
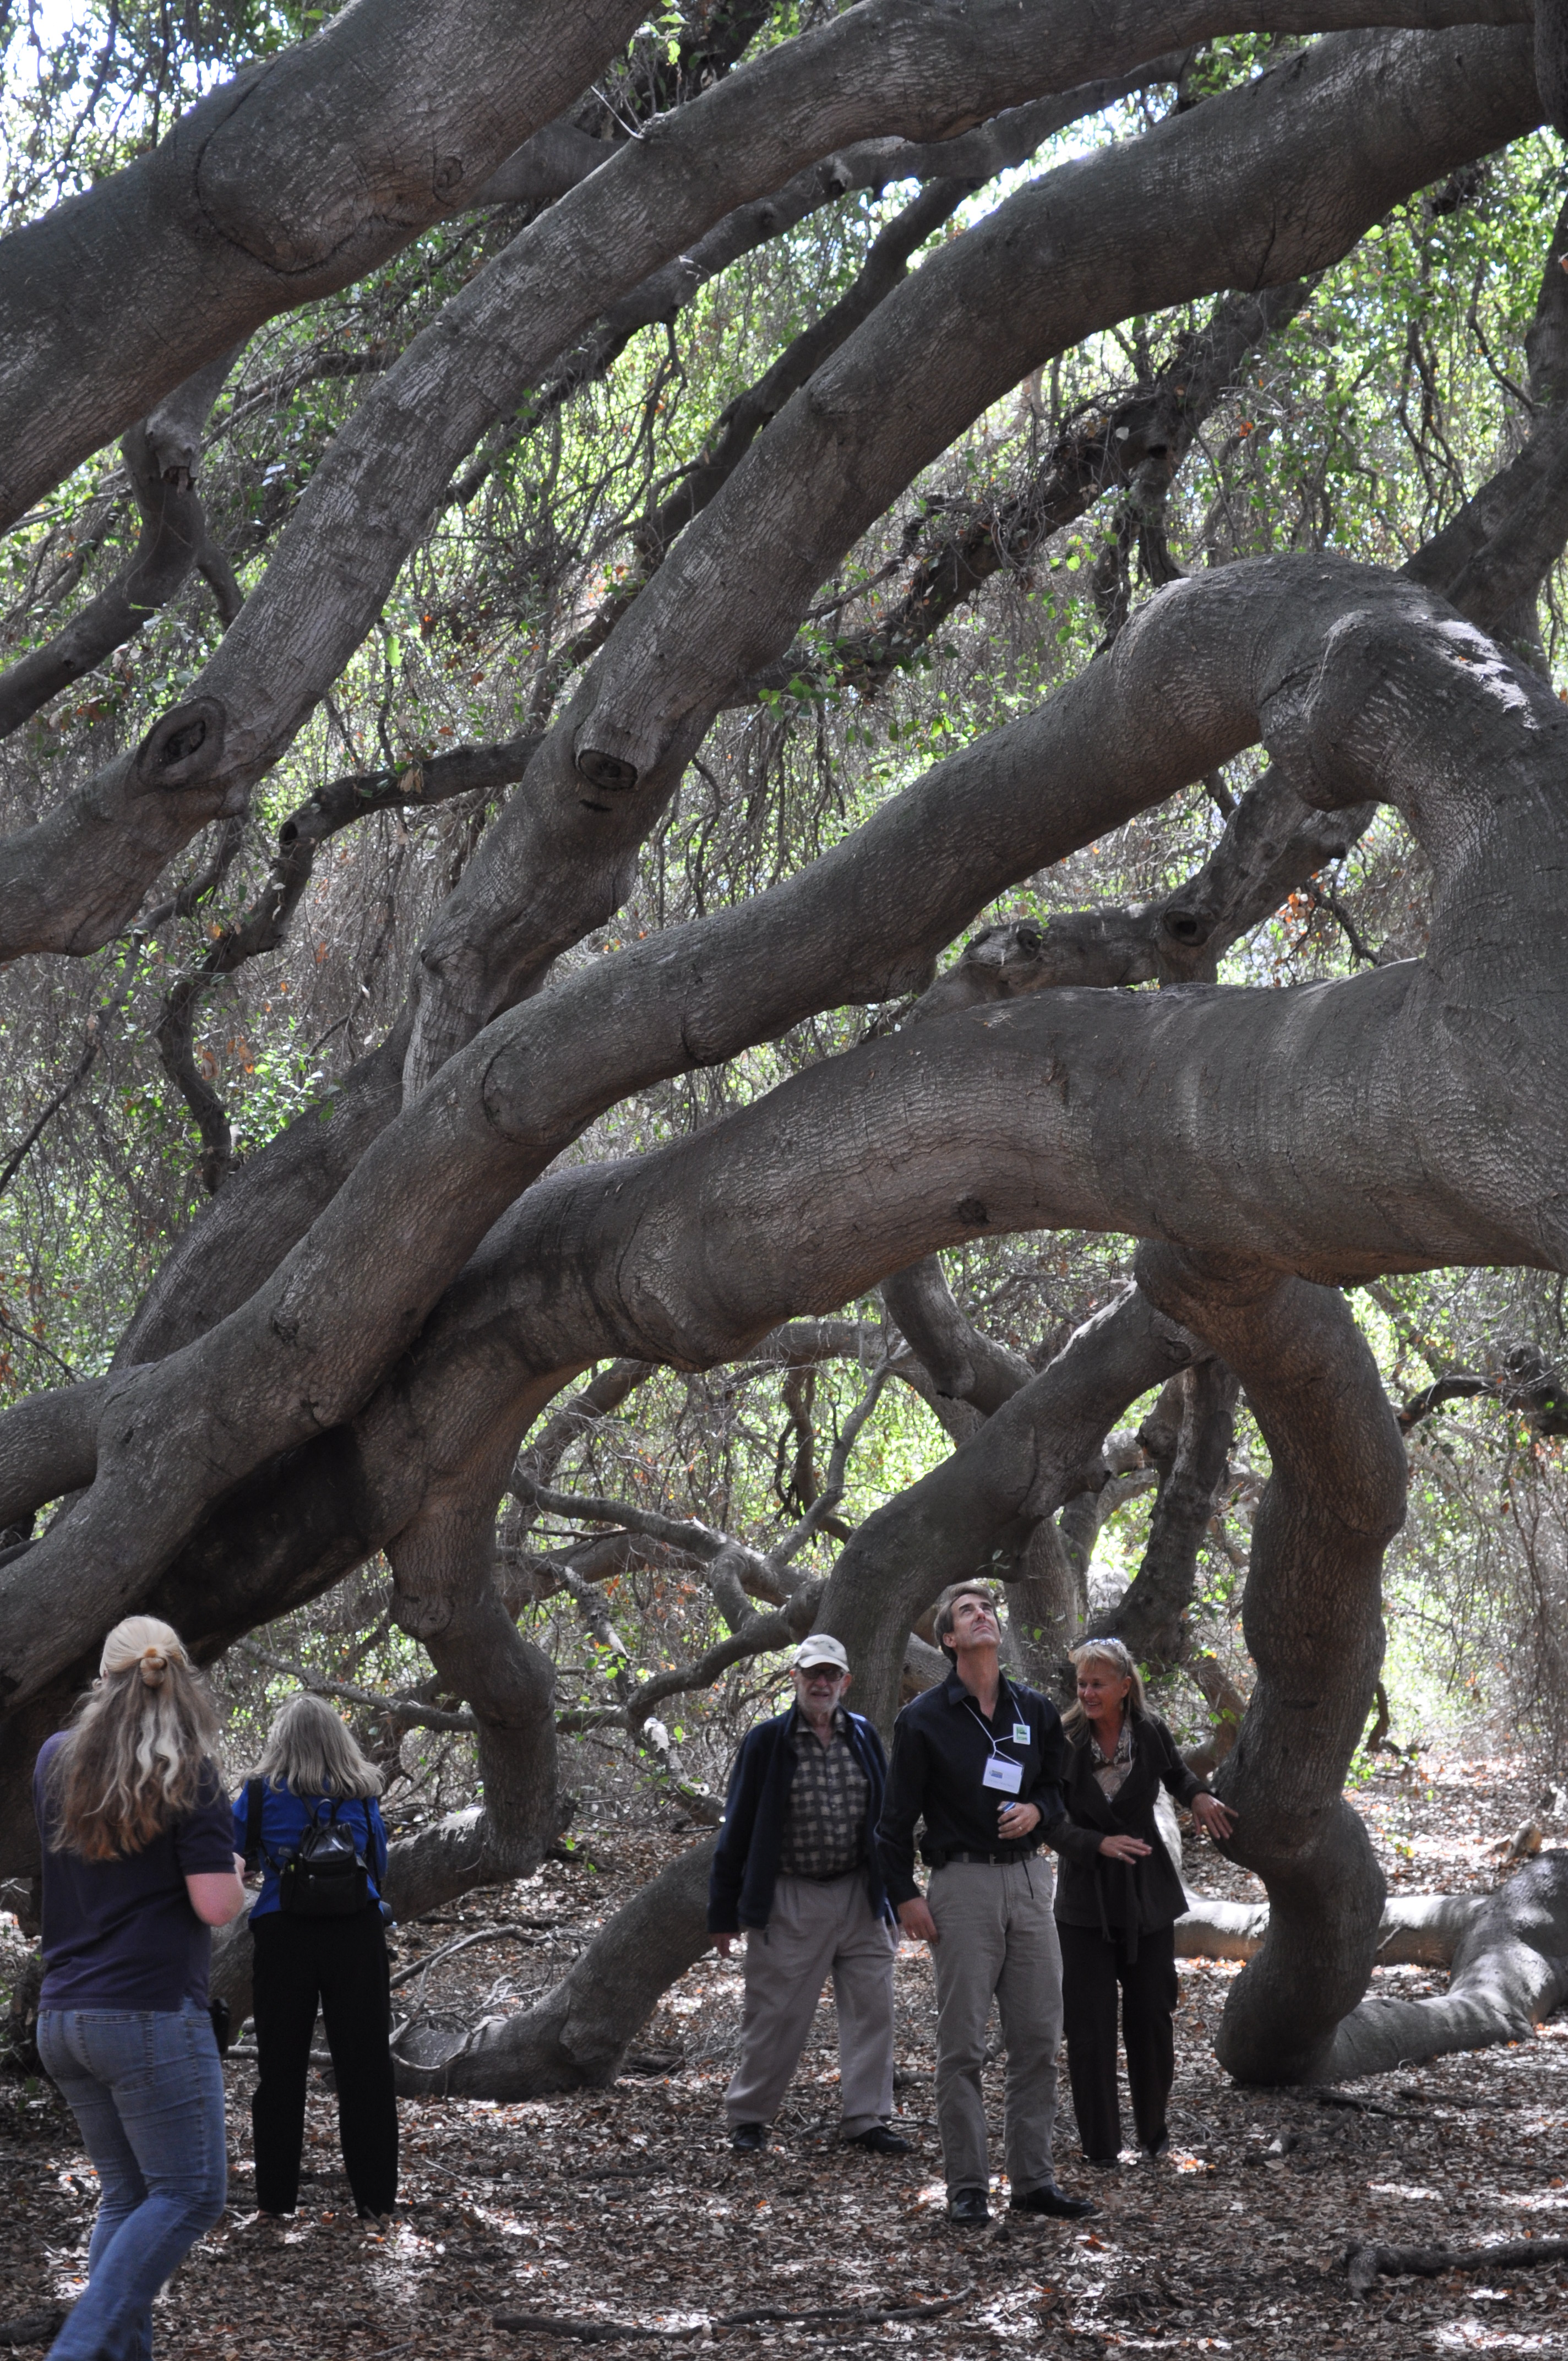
[2,1751,1565,2358]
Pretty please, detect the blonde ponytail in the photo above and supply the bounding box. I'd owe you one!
[48,1617,222,1860]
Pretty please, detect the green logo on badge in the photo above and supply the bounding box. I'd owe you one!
[1011,1723,1030,1745]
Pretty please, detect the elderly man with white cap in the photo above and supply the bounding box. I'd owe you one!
[708,1633,908,2156]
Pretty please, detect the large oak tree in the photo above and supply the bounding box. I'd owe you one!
[3,0,1568,2092]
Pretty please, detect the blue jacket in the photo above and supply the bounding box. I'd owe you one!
[708,1707,891,1933]
[234,1781,388,1919]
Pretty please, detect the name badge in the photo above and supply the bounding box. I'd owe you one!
[1011,1723,1030,1746]
[982,1755,1023,1796]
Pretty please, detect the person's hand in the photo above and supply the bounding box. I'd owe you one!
[714,1933,738,1957]
[1191,1792,1237,1841]
[1098,1833,1153,1862]
[897,1896,939,1945]
[998,1801,1040,1840]
[233,1852,248,1878]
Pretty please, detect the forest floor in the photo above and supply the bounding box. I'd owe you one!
[2,1746,1566,2360]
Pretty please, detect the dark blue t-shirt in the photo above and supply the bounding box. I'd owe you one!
[34,1732,236,2012]
[233,1782,388,1918]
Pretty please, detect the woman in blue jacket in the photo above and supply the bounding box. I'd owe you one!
[235,1693,397,2224]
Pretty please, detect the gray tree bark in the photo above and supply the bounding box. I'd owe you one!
[0,0,655,526]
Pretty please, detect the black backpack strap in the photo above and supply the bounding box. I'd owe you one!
[244,1778,264,1869]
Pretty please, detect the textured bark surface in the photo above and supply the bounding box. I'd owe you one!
[1324,1853,1568,2076]
[0,0,654,527]
[1139,1247,1408,2084]
[0,23,1538,970]
[1,550,1562,1727]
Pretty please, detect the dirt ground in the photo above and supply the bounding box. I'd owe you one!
[2,1750,1565,2359]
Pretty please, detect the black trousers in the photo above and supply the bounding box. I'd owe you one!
[250,1906,399,2216]
[1058,1919,1178,2162]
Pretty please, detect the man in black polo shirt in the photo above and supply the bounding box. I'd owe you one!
[878,1584,1096,2226]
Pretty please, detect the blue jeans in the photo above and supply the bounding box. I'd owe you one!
[37,2002,227,2361]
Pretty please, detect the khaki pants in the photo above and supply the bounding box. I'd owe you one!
[725,1872,896,2137]
[928,1856,1063,2198]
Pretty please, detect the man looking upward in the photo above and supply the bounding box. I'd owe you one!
[709,1636,908,2156]
[878,1584,1095,2226]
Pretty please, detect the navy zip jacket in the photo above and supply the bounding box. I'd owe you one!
[708,1707,892,1934]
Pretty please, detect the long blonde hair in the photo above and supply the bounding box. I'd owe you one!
[1060,1637,1148,1743]
[250,1693,382,1800]
[47,1617,222,1860]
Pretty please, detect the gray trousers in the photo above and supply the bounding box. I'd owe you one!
[928,1856,1063,2197]
[725,1871,896,2137]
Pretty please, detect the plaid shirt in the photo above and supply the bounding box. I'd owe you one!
[777,1707,870,1878]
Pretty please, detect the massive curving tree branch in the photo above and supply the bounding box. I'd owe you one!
[409,18,1539,1085]
[1136,1245,1407,2083]
[0,549,1562,1720]
[0,0,657,528]
[75,19,1550,1385]
[0,18,1538,968]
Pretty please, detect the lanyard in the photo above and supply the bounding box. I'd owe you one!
[963,1680,1023,1761]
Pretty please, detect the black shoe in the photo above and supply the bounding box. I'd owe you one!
[848,2125,912,2156]
[1010,2182,1099,2219]
[1085,2155,1122,2171]
[946,2186,990,2224]
[729,2122,767,2153]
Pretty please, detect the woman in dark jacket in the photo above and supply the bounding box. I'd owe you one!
[1043,1639,1234,2166]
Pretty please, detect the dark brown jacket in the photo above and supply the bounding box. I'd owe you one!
[1042,1712,1207,1950]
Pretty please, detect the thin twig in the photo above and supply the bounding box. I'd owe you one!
[387,1924,542,1993]
[770,1356,886,1567]
[234,1639,477,1731]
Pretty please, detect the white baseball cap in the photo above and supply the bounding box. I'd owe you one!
[792,1635,850,1674]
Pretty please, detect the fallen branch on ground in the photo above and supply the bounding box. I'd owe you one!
[492,2288,973,2340]
[1346,2238,1568,2297]
[0,2313,67,2350]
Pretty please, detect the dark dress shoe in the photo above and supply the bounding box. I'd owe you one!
[946,2186,990,2224]
[1010,2183,1099,2219]
[848,2124,912,2155]
[729,2122,767,2152]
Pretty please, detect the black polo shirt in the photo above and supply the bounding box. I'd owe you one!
[875,1666,1067,1906]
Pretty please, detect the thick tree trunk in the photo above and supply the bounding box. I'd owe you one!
[390,1840,715,2099]
[0,0,654,527]
[1175,1858,1568,2080]
[1324,1854,1568,2076]
[1138,1247,1407,2085]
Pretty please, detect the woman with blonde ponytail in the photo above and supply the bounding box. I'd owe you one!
[34,1618,245,2361]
